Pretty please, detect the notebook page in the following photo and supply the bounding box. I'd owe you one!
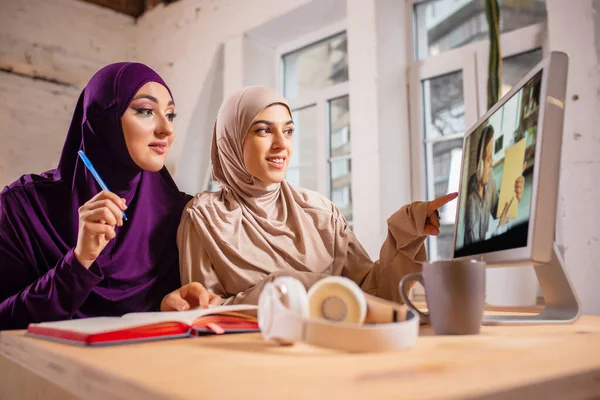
[121,304,258,325]
[29,317,154,334]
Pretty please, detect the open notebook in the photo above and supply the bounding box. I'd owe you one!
[25,304,259,346]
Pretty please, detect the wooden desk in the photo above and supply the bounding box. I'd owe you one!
[2,316,600,400]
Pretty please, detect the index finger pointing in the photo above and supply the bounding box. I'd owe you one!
[428,192,458,212]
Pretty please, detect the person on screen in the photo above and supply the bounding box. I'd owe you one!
[464,125,524,246]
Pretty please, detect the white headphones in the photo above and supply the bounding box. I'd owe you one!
[257,276,420,352]
[476,131,486,182]
[476,126,493,183]
[476,159,484,182]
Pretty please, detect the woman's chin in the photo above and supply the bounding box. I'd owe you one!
[259,172,286,184]
[136,159,164,172]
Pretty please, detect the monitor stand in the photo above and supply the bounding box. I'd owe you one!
[483,242,581,325]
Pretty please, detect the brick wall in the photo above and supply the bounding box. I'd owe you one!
[0,0,135,187]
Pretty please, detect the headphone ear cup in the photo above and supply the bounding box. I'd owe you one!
[307,276,367,324]
[477,158,484,181]
[271,276,309,318]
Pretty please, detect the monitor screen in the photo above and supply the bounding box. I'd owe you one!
[454,71,543,258]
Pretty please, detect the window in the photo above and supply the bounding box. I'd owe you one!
[413,0,547,60]
[279,27,352,222]
[501,48,544,96]
[282,32,348,98]
[421,70,468,258]
[329,95,352,221]
[288,106,319,191]
[408,0,547,260]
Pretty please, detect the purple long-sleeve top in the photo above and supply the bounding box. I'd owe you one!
[0,63,191,330]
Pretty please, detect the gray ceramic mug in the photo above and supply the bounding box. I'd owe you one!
[399,259,486,335]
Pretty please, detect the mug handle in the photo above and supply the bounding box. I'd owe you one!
[399,273,429,324]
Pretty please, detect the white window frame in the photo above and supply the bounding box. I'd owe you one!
[406,0,547,259]
[274,21,350,205]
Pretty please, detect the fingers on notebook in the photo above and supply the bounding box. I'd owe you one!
[164,294,190,312]
[184,282,211,309]
[161,283,221,312]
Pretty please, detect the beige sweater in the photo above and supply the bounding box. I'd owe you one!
[177,198,429,305]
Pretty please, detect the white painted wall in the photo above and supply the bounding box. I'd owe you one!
[347,0,413,255]
[546,0,600,316]
[0,0,135,187]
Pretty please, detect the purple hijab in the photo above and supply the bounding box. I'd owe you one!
[0,63,191,330]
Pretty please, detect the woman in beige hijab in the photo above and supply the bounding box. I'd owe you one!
[160,86,457,311]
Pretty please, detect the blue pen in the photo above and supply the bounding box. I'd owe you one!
[77,150,128,221]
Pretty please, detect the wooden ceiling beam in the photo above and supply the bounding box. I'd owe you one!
[75,0,177,18]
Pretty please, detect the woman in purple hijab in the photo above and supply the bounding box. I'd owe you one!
[0,62,191,330]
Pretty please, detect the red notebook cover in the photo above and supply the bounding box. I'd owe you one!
[25,305,259,346]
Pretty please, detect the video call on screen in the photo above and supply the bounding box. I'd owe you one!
[454,71,542,258]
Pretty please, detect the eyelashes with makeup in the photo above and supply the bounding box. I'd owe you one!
[131,107,177,122]
[255,127,294,136]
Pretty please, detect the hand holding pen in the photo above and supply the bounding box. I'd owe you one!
[73,151,129,269]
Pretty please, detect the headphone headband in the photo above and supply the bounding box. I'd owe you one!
[258,279,420,352]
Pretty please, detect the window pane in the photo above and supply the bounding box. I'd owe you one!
[422,71,465,139]
[283,32,348,99]
[501,48,543,96]
[287,106,318,191]
[413,0,547,60]
[329,96,350,158]
[427,138,464,260]
[329,96,352,222]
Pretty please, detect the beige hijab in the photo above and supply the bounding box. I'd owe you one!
[178,86,428,305]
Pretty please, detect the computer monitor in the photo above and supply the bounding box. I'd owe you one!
[451,51,580,324]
